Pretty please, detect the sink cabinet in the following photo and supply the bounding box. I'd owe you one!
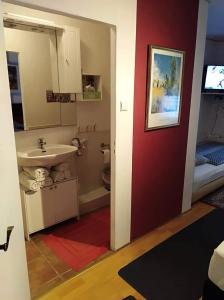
[21,178,79,240]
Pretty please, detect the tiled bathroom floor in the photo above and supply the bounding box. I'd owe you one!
[26,234,73,299]
[26,219,111,299]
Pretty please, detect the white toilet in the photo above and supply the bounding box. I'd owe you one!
[101,148,110,191]
[102,167,110,191]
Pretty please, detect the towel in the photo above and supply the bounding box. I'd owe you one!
[19,172,41,191]
[51,170,65,182]
[39,176,53,188]
[23,167,49,181]
[53,163,70,172]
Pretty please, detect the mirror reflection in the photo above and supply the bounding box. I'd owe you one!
[4,25,60,131]
[6,51,24,131]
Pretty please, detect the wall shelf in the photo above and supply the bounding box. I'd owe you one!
[77,73,102,101]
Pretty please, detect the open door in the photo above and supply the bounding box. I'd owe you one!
[0,1,30,299]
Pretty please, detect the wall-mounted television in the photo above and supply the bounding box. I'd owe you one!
[202,65,224,94]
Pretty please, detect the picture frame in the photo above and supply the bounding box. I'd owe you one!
[145,45,185,131]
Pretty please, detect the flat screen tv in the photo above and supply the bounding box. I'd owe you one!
[202,65,224,94]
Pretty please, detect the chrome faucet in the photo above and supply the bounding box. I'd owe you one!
[72,137,83,156]
[38,138,46,151]
[72,137,81,148]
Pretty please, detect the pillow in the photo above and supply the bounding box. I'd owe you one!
[196,142,224,156]
[204,149,224,166]
[195,154,209,166]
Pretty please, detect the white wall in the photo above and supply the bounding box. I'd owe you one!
[204,39,224,64]
[197,94,224,142]
[197,39,224,142]
[15,126,76,150]
[77,131,110,195]
[4,0,137,250]
[72,13,111,194]
[197,94,214,142]
[182,0,208,212]
[76,19,110,132]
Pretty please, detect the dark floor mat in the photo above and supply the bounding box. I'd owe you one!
[202,186,224,209]
[119,209,224,300]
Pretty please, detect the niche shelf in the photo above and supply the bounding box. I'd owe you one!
[77,73,102,101]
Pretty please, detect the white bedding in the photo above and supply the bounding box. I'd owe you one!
[208,241,224,291]
[193,163,224,192]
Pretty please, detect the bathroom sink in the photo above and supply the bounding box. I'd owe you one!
[17,144,78,167]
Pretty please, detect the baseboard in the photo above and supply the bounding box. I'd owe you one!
[79,187,110,215]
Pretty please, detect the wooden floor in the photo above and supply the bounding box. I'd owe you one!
[38,202,214,300]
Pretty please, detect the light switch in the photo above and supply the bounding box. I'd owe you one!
[120,100,128,111]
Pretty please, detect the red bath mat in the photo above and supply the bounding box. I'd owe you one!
[43,234,108,271]
[42,207,110,271]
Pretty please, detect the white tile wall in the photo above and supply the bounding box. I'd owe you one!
[15,126,77,150]
[197,40,224,142]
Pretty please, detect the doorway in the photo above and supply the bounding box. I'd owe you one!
[0,0,137,298]
[189,1,224,209]
[2,2,115,298]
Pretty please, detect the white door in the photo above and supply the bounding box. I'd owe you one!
[0,2,30,299]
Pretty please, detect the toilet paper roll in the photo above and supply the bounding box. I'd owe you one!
[101,149,110,164]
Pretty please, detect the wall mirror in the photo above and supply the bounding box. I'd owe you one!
[3,13,81,131]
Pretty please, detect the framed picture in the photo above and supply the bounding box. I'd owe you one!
[145,45,185,131]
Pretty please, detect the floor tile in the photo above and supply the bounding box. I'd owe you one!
[25,240,41,262]
[60,269,77,281]
[31,231,46,241]
[28,256,58,294]
[32,237,53,256]
[45,252,72,274]
[25,207,111,298]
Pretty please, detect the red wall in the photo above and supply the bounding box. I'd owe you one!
[131,0,199,239]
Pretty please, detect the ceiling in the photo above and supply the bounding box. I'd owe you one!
[207,0,224,40]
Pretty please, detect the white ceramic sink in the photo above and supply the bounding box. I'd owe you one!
[17,144,77,167]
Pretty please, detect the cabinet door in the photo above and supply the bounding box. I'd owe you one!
[25,188,55,234]
[54,180,78,222]
[41,186,57,227]
[57,26,82,93]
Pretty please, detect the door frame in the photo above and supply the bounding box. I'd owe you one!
[7,0,137,251]
[182,0,209,212]
[2,0,137,264]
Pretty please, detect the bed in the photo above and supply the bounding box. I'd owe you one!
[192,142,224,202]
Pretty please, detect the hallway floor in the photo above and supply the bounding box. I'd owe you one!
[37,202,214,300]
[26,207,111,299]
